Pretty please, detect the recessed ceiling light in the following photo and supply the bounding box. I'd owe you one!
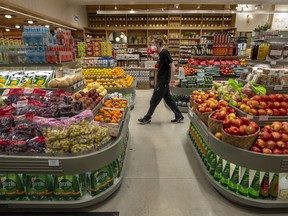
[5,14,12,19]
[213,10,215,13]
[115,6,117,10]
[28,20,33,24]
[15,25,20,28]
[45,25,50,28]
[231,11,235,13]
[129,9,135,14]
[255,6,258,10]
[5,28,10,32]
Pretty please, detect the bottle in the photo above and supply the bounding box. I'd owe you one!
[260,172,269,198]
[228,165,239,192]
[220,162,230,187]
[209,154,217,176]
[214,158,223,181]
[238,168,249,196]
[269,173,279,199]
[205,149,212,170]
[248,171,260,199]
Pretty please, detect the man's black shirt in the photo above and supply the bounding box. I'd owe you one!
[157,49,173,85]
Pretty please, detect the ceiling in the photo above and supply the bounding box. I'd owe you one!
[65,0,288,5]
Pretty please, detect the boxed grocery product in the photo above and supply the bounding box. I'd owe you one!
[89,165,114,196]
[53,175,83,200]
[24,174,54,200]
[0,173,25,200]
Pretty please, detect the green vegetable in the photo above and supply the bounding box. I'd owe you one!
[250,81,266,95]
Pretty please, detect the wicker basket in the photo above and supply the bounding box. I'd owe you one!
[208,112,223,134]
[221,127,259,150]
[195,109,212,126]
[190,97,195,108]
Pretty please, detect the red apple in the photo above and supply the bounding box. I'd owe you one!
[263,125,272,133]
[269,94,277,102]
[259,102,267,109]
[245,124,257,135]
[273,148,283,154]
[273,109,281,116]
[261,95,270,102]
[249,121,259,131]
[284,94,288,101]
[210,102,217,110]
[219,100,228,106]
[258,109,267,115]
[251,145,262,153]
[226,107,236,114]
[267,102,275,109]
[255,138,266,148]
[239,125,247,135]
[240,117,251,126]
[276,94,284,102]
[283,149,288,154]
[274,101,281,108]
[281,133,288,142]
[248,100,260,109]
[252,95,261,101]
[279,108,287,116]
[219,107,227,112]
[249,108,258,116]
[266,140,277,149]
[263,148,273,154]
[259,131,272,141]
[218,110,227,120]
[222,119,231,128]
[224,128,230,134]
[206,107,213,112]
[280,101,288,109]
[271,132,282,141]
[228,126,240,135]
[271,122,283,132]
[231,118,242,128]
[283,124,288,134]
[265,108,273,116]
[242,98,249,104]
[276,140,286,149]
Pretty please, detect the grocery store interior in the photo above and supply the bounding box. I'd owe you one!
[1,0,288,215]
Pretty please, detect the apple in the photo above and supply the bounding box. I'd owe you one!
[198,107,206,113]
[263,125,272,132]
[265,108,273,116]
[241,105,250,114]
[274,101,281,108]
[271,122,283,132]
[266,140,277,149]
[283,124,288,134]
[261,95,270,102]
[267,102,275,109]
[276,140,286,149]
[252,95,261,101]
[282,133,288,142]
[240,117,251,126]
[219,100,228,106]
[245,124,257,135]
[249,108,258,116]
[206,107,213,112]
[273,109,281,116]
[215,132,222,140]
[273,148,283,154]
[228,113,237,119]
[271,132,282,141]
[251,145,262,153]
[255,138,266,148]
[263,148,273,154]
[281,101,288,109]
[209,102,217,110]
[249,121,260,131]
[269,94,277,102]
[219,107,227,112]
[259,131,272,141]
[231,118,242,127]
[228,126,240,135]
[279,108,287,116]
[242,98,249,104]
[276,94,284,102]
[224,128,230,134]
[239,125,247,135]
[218,110,227,120]
[284,94,288,101]
[227,107,236,113]
[222,119,231,128]
[259,102,267,109]
[248,100,259,109]
[258,109,267,115]
[283,149,288,154]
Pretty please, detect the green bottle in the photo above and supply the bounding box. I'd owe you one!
[228,165,239,192]
[209,154,217,176]
[260,172,269,198]
[203,146,208,166]
[248,171,260,199]
[238,168,249,196]
[220,162,230,187]
[205,149,212,170]
[269,173,279,199]
[214,158,223,181]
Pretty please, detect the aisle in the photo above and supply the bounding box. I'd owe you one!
[88,90,288,216]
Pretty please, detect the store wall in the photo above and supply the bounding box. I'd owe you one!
[5,0,88,28]
[235,14,272,32]
[272,5,288,30]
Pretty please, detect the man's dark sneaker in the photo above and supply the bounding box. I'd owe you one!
[138,118,151,124]
[171,116,184,123]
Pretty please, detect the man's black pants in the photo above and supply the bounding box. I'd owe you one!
[144,83,183,120]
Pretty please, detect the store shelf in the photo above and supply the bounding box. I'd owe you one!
[246,60,288,66]
[190,55,247,59]
[188,108,288,173]
[0,109,130,175]
[187,134,288,208]
[106,80,137,95]
[0,62,78,68]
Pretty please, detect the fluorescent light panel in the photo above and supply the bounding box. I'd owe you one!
[0,6,77,30]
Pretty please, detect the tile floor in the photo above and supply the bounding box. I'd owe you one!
[88,90,288,216]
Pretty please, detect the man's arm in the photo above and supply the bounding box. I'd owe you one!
[169,62,176,87]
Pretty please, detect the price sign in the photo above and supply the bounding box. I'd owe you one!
[274,85,283,90]
[247,114,253,120]
[48,160,60,167]
[271,61,277,65]
[189,109,194,118]
[259,115,269,121]
[73,84,77,89]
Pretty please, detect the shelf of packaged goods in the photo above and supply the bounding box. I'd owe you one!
[187,134,288,208]
[188,108,288,173]
[0,109,130,175]
[0,131,130,209]
[246,60,288,66]
[105,80,137,95]
[171,87,211,96]
[0,62,78,68]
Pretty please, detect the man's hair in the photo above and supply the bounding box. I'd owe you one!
[152,37,164,47]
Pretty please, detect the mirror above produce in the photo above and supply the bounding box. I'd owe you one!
[108,32,127,44]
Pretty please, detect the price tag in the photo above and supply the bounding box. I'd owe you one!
[17,100,28,108]
[274,85,283,90]
[259,115,269,121]
[280,70,285,76]
[189,109,194,117]
[48,160,60,167]
[271,61,277,65]
[60,117,69,121]
[77,82,81,87]
[247,114,253,119]
[73,84,77,89]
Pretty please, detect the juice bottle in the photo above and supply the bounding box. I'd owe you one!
[228,165,239,192]
[209,154,217,176]
[260,172,269,198]
[248,171,260,199]
[213,158,223,181]
[220,162,230,187]
[238,168,249,196]
[257,42,270,60]
[269,173,279,199]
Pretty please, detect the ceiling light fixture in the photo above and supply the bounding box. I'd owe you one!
[174,4,179,9]
[45,25,50,28]
[28,20,34,24]
[5,14,12,19]
[213,10,215,13]
[255,6,258,10]
[162,8,164,11]
[115,6,117,10]
[0,6,77,30]
[5,28,10,32]
[130,9,135,14]
[15,25,20,28]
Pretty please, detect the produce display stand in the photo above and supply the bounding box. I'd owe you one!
[187,107,288,208]
[0,109,131,209]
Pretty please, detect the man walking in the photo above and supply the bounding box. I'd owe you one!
[138,37,184,124]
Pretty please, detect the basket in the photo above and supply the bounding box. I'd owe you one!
[190,97,195,107]
[208,112,223,134]
[195,109,212,126]
[221,127,259,150]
